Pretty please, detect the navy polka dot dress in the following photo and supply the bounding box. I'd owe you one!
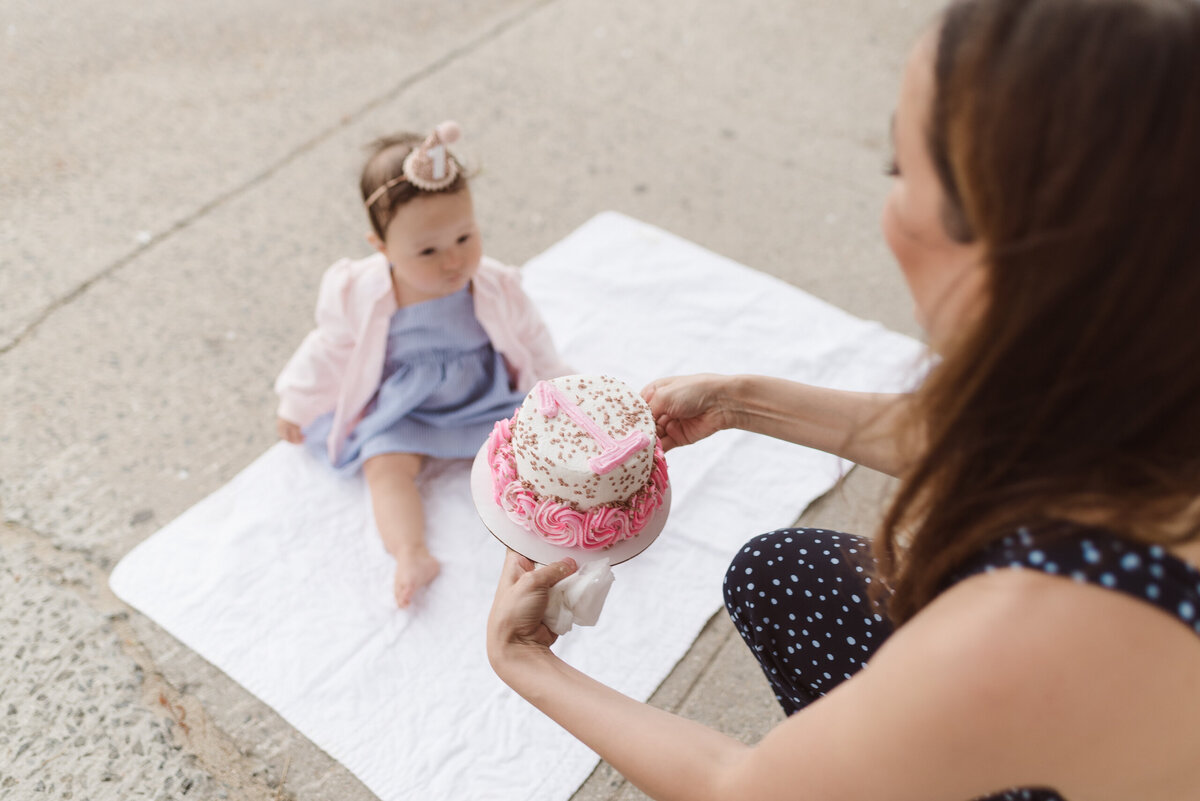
[723,525,1200,801]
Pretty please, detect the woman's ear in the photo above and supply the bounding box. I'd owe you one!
[366,232,386,254]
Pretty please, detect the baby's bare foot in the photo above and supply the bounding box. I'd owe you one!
[393,548,441,608]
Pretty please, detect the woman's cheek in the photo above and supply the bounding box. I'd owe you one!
[881,189,914,279]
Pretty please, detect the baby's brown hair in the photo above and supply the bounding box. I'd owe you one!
[360,124,468,240]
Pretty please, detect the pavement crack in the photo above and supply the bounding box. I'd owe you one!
[1,520,295,800]
[110,614,295,801]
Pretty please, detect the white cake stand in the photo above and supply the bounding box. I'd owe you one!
[470,444,670,566]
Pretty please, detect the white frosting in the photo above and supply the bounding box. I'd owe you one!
[511,375,656,509]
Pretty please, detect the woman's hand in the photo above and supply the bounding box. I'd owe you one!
[641,374,736,451]
[487,550,578,671]
[276,417,304,444]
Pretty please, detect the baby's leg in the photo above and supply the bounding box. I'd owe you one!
[362,452,440,608]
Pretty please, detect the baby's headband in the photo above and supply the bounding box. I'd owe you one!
[363,120,463,209]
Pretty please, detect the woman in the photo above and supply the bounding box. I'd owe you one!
[487,0,1200,798]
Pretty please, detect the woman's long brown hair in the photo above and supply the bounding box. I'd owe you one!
[875,0,1200,624]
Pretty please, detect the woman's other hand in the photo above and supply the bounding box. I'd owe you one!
[488,550,578,670]
[641,374,735,451]
[276,417,304,444]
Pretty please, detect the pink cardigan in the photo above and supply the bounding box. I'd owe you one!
[275,253,572,462]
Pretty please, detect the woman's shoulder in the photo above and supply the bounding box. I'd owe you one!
[889,565,1200,795]
[738,565,1200,799]
[926,527,1200,712]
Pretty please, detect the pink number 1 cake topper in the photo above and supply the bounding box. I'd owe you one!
[535,381,650,475]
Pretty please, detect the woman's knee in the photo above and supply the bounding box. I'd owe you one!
[724,528,878,622]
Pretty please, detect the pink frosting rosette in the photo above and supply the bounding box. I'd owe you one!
[487,417,519,500]
[532,500,588,547]
[485,412,669,550]
[628,444,669,533]
[500,481,538,524]
[581,507,632,549]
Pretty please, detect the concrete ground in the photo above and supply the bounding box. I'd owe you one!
[1,0,941,797]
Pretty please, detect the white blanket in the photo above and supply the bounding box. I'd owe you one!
[110,212,924,801]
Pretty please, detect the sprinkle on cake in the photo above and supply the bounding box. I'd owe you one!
[486,374,669,550]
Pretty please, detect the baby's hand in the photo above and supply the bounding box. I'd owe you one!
[276,417,304,444]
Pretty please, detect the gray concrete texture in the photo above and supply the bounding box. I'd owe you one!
[1,0,942,797]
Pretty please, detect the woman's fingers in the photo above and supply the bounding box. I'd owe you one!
[498,548,535,587]
[523,557,577,590]
[498,550,576,590]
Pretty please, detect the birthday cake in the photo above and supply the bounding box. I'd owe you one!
[486,374,669,550]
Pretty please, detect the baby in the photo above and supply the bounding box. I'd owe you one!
[274,121,570,607]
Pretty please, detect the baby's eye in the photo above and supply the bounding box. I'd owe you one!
[456,233,472,244]
[419,247,437,256]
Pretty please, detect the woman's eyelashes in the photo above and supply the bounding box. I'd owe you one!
[884,157,901,177]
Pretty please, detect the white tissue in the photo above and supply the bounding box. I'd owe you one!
[543,558,615,635]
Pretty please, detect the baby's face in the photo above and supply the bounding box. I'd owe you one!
[379,188,483,306]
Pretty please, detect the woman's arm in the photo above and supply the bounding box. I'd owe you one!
[489,553,1176,801]
[644,374,915,477]
[496,646,750,801]
[487,552,750,801]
